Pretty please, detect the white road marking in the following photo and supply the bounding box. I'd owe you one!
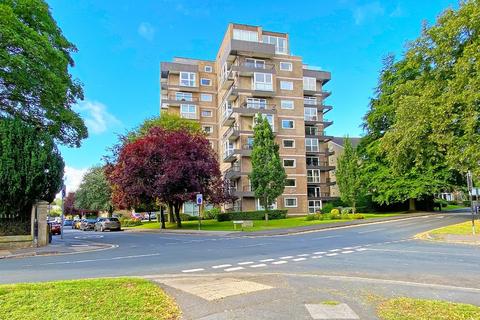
[279,256,294,259]
[182,268,204,273]
[358,228,385,234]
[356,248,368,251]
[342,250,355,254]
[272,260,288,265]
[260,258,275,262]
[238,261,254,265]
[311,235,341,240]
[325,253,338,256]
[329,249,341,252]
[292,258,307,262]
[250,264,267,268]
[311,255,323,259]
[313,251,326,255]
[342,247,353,250]
[212,264,232,269]
[224,266,244,272]
[297,254,310,257]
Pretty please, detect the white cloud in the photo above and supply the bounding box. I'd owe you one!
[74,100,120,135]
[138,22,155,41]
[64,166,88,193]
[353,2,385,25]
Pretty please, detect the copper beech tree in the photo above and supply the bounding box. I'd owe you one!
[107,127,232,228]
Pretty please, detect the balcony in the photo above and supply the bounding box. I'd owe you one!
[306,177,336,187]
[319,104,333,114]
[307,192,336,201]
[224,39,276,61]
[180,113,199,120]
[223,125,240,141]
[307,161,335,171]
[223,144,254,163]
[160,62,198,79]
[220,68,235,90]
[224,164,245,180]
[222,108,234,126]
[302,67,331,85]
[233,102,276,116]
[231,185,255,198]
[160,94,198,108]
[321,119,333,128]
[304,115,321,124]
[232,61,275,76]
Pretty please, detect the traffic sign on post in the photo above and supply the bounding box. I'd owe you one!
[196,194,203,205]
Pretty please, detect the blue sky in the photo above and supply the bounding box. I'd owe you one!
[47,0,458,191]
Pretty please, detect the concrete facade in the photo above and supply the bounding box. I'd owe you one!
[160,23,335,215]
[328,137,362,198]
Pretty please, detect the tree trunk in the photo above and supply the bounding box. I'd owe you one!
[159,206,166,229]
[408,198,416,211]
[174,203,182,228]
[263,197,269,223]
[352,201,356,214]
[168,204,175,223]
[148,211,151,221]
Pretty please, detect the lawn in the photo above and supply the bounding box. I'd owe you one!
[377,297,480,320]
[442,204,469,211]
[130,212,405,232]
[0,278,180,320]
[429,221,479,235]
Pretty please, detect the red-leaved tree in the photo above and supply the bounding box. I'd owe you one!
[108,127,232,228]
[64,192,78,216]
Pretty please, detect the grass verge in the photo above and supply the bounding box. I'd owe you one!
[0,278,180,320]
[429,221,479,236]
[130,212,405,232]
[377,297,480,320]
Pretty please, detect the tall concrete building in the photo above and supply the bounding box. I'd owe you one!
[328,137,362,199]
[160,23,334,215]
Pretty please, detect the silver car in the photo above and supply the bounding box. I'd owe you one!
[94,217,121,232]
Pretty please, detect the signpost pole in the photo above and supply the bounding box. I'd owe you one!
[467,171,475,236]
[196,194,203,231]
[61,184,66,240]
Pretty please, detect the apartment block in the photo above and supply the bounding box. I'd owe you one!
[328,137,361,198]
[160,23,335,215]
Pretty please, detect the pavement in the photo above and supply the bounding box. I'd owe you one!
[0,209,479,319]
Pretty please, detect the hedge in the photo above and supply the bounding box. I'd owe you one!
[217,210,288,222]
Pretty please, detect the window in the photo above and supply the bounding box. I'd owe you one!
[233,29,259,42]
[283,159,296,167]
[253,73,273,91]
[201,109,212,117]
[200,93,212,102]
[304,107,318,121]
[202,126,212,134]
[308,186,321,197]
[204,65,213,72]
[279,62,292,71]
[280,100,294,110]
[305,126,318,136]
[307,169,321,183]
[281,119,295,129]
[262,35,287,54]
[200,78,211,86]
[283,139,295,148]
[303,77,316,91]
[308,200,322,214]
[284,197,298,208]
[306,156,320,166]
[265,114,274,129]
[180,72,195,87]
[245,58,265,69]
[285,178,296,187]
[304,97,317,105]
[175,92,193,101]
[305,138,319,152]
[280,80,293,90]
[246,98,267,109]
[256,199,277,210]
[180,104,196,119]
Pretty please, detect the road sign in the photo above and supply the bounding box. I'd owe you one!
[61,185,66,198]
[196,194,203,205]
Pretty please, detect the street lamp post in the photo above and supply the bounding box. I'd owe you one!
[467,171,475,236]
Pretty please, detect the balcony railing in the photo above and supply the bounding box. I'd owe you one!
[161,94,198,102]
[241,102,276,110]
[304,115,319,121]
[223,125,240,140]
[252,83,274,91]
[180,113,198,120]
[242,143,253,150]
[306,146,320,152]
[238,61,275,71]
[224,149,234,160]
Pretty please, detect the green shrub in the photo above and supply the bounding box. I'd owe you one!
[217,210,288,222]
[120,219,142,227]
[204,207,221,220]
[447,201,457,205]
[463,200,471,207]
[341,208,353,214]
[321,203,334,214]
[330,208,340,215]
[340,213,351,220]
[179,213,198,221]
[350,213,365,220]
[305,214,316,221]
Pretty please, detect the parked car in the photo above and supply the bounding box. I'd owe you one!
[144,212,156,220]
[80,219,96,231]
[63,219,73,227]
[131,213,143,221]
[49,222,61,235]
[94,217,121,232]
[72,219,82,229]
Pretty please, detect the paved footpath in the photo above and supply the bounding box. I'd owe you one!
[0,210,478,319]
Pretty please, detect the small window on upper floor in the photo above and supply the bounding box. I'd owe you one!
[180,72,196,87]
[280,80,293,90]
[280,62,292,71]
[204,65,213,72]
[200,78,212,86]
[281,100,294,110]
[200,93,213,102]
[201,109,212,117]
[203,126,213,134]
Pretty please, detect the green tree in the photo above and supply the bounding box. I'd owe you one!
[336,138,362,213]
[75,166,113,214]
[250,115,286,221]
[0,0,87,147]
[0,117,64,234]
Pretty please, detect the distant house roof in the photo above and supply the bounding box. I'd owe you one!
[331,137,362,148]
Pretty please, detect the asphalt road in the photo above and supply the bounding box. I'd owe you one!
[1,210,478,286]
